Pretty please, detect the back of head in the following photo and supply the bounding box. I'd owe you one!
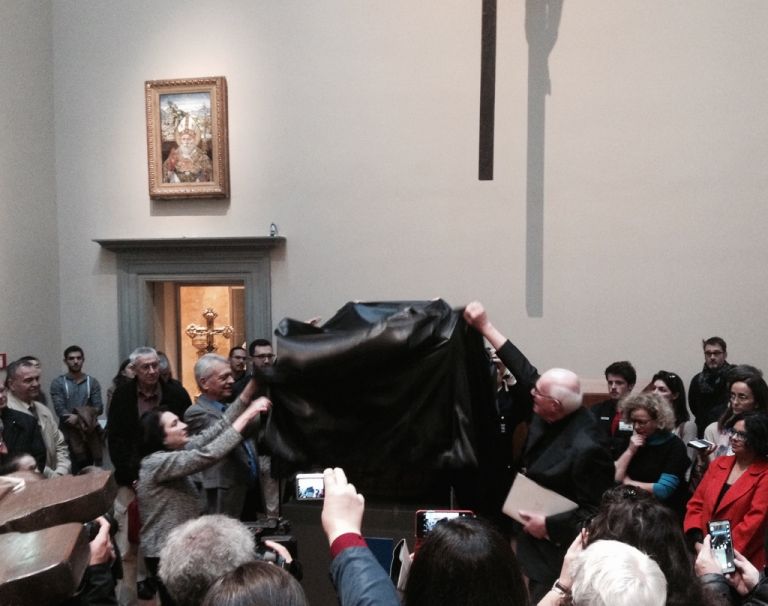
[541,367,583,413]
[159,515,256,606]
[201,561,307,606]
[404,517,529,606]
[588,486,701,606]
[571,540,666,606]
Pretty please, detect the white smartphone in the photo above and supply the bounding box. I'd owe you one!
[295,472,325,500]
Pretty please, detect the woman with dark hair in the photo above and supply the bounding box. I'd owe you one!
[613,392,690,514]
[136,380,270,605]
[201,561,308,606]
[405,517,529,606]
[703,366,768,461]
[105,358,134,411]
[585,485,705,606]
[649,370,697,476]
[685,412,768,570]
[320,467,529,606]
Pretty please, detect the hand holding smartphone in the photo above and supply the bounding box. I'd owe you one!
[708,520,736,574]
[295,473,325,500]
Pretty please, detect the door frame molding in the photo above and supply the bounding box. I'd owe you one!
[95,237,285,359]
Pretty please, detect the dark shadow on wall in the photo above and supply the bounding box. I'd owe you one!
[525,0,563,317]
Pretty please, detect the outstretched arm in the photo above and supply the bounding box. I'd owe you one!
[463,301,508,351]
[322,468,400,606]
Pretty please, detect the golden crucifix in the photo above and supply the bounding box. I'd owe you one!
[185,307,234,356]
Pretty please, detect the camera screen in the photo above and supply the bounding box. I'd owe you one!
[295,473,325,500]
[416,510,473,537]
[709,522,735,573]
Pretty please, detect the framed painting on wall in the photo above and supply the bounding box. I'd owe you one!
[145,76,229,199]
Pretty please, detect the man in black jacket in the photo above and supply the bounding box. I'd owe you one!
[590,360,636,459]
[0,383,47,473]
[106,346,191,605]
[464,301,615,602]
[690,336,734,437]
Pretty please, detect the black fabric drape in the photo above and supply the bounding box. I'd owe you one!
[261,300,494,501]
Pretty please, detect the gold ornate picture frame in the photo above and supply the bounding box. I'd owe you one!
[145,76,229,199]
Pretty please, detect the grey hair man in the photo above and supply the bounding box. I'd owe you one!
[158,515,256,606]
[570,540,667,606]
[184,353,260,517]
[463,301,614,602]
[5,359,71,477]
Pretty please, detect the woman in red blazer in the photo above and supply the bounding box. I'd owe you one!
[684,411,768,569]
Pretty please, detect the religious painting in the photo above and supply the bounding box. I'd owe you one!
[145,76,229,199]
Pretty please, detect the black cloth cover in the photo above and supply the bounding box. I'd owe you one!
[262,300,494,500]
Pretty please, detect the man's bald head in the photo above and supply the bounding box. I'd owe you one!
[533,368,583,422]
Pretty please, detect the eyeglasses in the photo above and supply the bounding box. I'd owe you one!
[730,392,753,402]
[730,430,748,442]
[630,417,652,427]
[531,388,561,406]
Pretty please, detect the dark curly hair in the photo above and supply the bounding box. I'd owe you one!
[586,486,703,606]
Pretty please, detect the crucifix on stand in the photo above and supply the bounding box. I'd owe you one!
[185,307,234,356]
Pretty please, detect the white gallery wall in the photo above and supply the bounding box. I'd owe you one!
[5,0,765,390]
[0,1,60,374]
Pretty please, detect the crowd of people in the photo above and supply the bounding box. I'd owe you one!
[2,303,768,605]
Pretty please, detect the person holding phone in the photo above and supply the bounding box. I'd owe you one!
[696,534,768,605]
[320,467,530,606]
[685,412,768,570]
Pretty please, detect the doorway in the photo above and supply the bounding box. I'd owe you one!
[150,281,246,395]
[96,236,285,375]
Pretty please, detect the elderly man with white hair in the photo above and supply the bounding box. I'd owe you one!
[183,353,261,518]
[464,301,614,602]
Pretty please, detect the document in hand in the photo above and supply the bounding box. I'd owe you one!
[502,473,578,524]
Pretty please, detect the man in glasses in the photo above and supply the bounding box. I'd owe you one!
[247,338,279,518]
[689,337,734,437]
[463,301,614,602]
[249,338,276,370]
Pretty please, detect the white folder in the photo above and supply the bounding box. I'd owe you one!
[502,473,578,524]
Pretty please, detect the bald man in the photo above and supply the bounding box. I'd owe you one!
[464,302,614,602]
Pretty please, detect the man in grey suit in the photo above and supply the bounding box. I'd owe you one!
[184,353,259,518]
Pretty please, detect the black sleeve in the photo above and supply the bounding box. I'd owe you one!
[161,380,193,418]
[63,563,118,606]
[29,421,47,473]
[495,340,540,390]
[106,385,139,485]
